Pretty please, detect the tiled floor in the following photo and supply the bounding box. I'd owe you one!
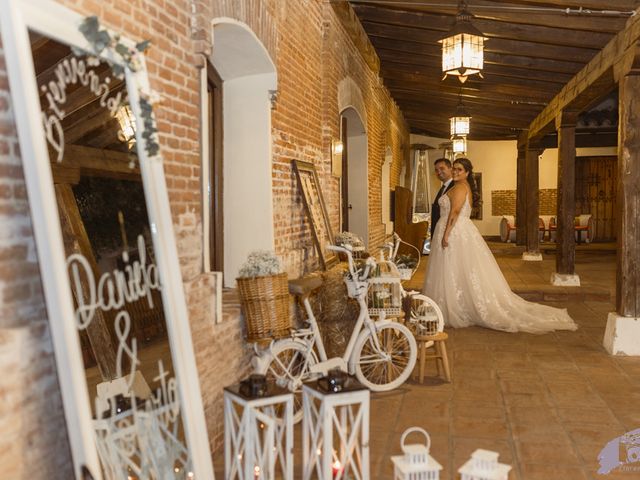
[215,243,640,479]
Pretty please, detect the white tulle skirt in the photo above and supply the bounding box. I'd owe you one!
[423,216,577,334]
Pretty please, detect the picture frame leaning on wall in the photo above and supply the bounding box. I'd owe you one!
[292,160,338,270]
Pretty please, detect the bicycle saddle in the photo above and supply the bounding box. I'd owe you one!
[288,276,323,296]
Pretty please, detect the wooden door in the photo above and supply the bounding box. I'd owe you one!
[575,156,617,241]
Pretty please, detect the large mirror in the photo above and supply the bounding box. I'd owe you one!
[1,2,213,479]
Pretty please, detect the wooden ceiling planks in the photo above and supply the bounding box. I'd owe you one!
[346,0,639,140]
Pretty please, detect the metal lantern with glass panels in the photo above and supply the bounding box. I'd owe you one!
[451,135,467,156]
[439,7,487,84]
[450,99,471,137]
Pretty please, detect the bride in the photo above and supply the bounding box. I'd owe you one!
[423,157,577,334]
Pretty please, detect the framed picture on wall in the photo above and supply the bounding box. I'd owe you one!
[471,172,483,220]
[292,160,338,270]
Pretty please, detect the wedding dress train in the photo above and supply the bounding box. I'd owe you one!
[423,193,577,334]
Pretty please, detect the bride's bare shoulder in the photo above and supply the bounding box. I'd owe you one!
[448,184,466,199]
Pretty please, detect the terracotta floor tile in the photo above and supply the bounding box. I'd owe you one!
[502,392,554,407]
[507,405,559,424]
[451,417,510,439]
[565,424,628,445]
[515,439,582,465]
[519,463,590,480]
[510,423,569,442]
[452,402,506,420]
[556,406,620,425]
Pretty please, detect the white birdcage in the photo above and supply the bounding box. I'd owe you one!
[367,276,402,317]
[458,449,511,480]
[391,427,442,480]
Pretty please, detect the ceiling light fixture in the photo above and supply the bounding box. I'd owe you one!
[450,94,471,136]
[451,134,467,155]
[438,0,487,83]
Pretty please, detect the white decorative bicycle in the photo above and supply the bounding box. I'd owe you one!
[252,244,417,422]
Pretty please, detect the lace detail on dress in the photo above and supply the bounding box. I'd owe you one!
[424,193,576,334]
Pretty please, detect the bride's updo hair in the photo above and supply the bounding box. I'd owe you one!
[453,157,481,208]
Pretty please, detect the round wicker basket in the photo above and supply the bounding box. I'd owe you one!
[236,272,291,342]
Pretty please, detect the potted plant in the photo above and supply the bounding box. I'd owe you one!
[236,250,291,343]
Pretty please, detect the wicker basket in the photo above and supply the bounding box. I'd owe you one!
[236,272,291,342]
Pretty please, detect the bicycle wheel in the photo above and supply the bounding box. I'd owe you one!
[352,322,417,391]
[258,340,317,423]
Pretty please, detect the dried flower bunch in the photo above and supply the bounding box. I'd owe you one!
[334,231,364,249]
[238,250,283,278]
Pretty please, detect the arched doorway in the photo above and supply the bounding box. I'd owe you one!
[340,107,368,246]
[206,20,277,287]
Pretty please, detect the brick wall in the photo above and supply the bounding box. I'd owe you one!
[0,0,410,475]
[492,188,557,217]
[0,43,74,478]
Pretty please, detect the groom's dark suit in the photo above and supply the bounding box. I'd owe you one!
[430,180,454,239]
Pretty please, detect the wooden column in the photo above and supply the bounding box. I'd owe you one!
[515,136,527,246]
[55,184,119,380]
[604,48,640,355]
[523,140,543,260]
[616,63,640,317]
[554,110,579,281]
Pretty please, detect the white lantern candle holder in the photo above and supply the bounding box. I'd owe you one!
[391,427,442,480]
[458,448,511,480]
[224,383,294,480]
[302,380,370,480]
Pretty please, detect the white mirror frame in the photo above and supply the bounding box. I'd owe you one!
[0,0,215,478]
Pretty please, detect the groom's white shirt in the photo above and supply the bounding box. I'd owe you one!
[442,178,453,190]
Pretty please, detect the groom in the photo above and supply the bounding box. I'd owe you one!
[430,158,454,239]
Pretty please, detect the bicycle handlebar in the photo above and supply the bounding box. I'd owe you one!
[327,244,376,281]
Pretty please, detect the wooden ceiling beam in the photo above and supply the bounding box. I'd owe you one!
[351,1,629,33]
[385,82,549,107]
[381,63,567,90]
[383,70,554,100]
[370,36,586,74]
[364,23,599,63]
[527,9,640,138]
[354,5,614,49]
[55,144,139,176]
[379,55,574,84]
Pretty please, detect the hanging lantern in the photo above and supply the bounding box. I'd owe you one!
[439,3,488,83]
[116,104,137,150]
[450,98,471,136]
[452,134,467,155]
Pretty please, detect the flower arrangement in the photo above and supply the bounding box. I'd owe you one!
[236,251,290,342]
[238,250,283,278]
[334,231,365,251]
[396,254,418,270]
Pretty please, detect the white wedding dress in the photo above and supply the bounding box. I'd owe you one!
[423,193,577,333]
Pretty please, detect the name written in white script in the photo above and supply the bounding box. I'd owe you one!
[40,55,124,162]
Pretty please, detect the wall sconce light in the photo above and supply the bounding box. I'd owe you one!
[331,138,344,177]
[116,104,137,150]
[439,1,487,83]
[452,134,467,155]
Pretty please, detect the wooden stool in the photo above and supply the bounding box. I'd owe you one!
[414,332,451,383]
